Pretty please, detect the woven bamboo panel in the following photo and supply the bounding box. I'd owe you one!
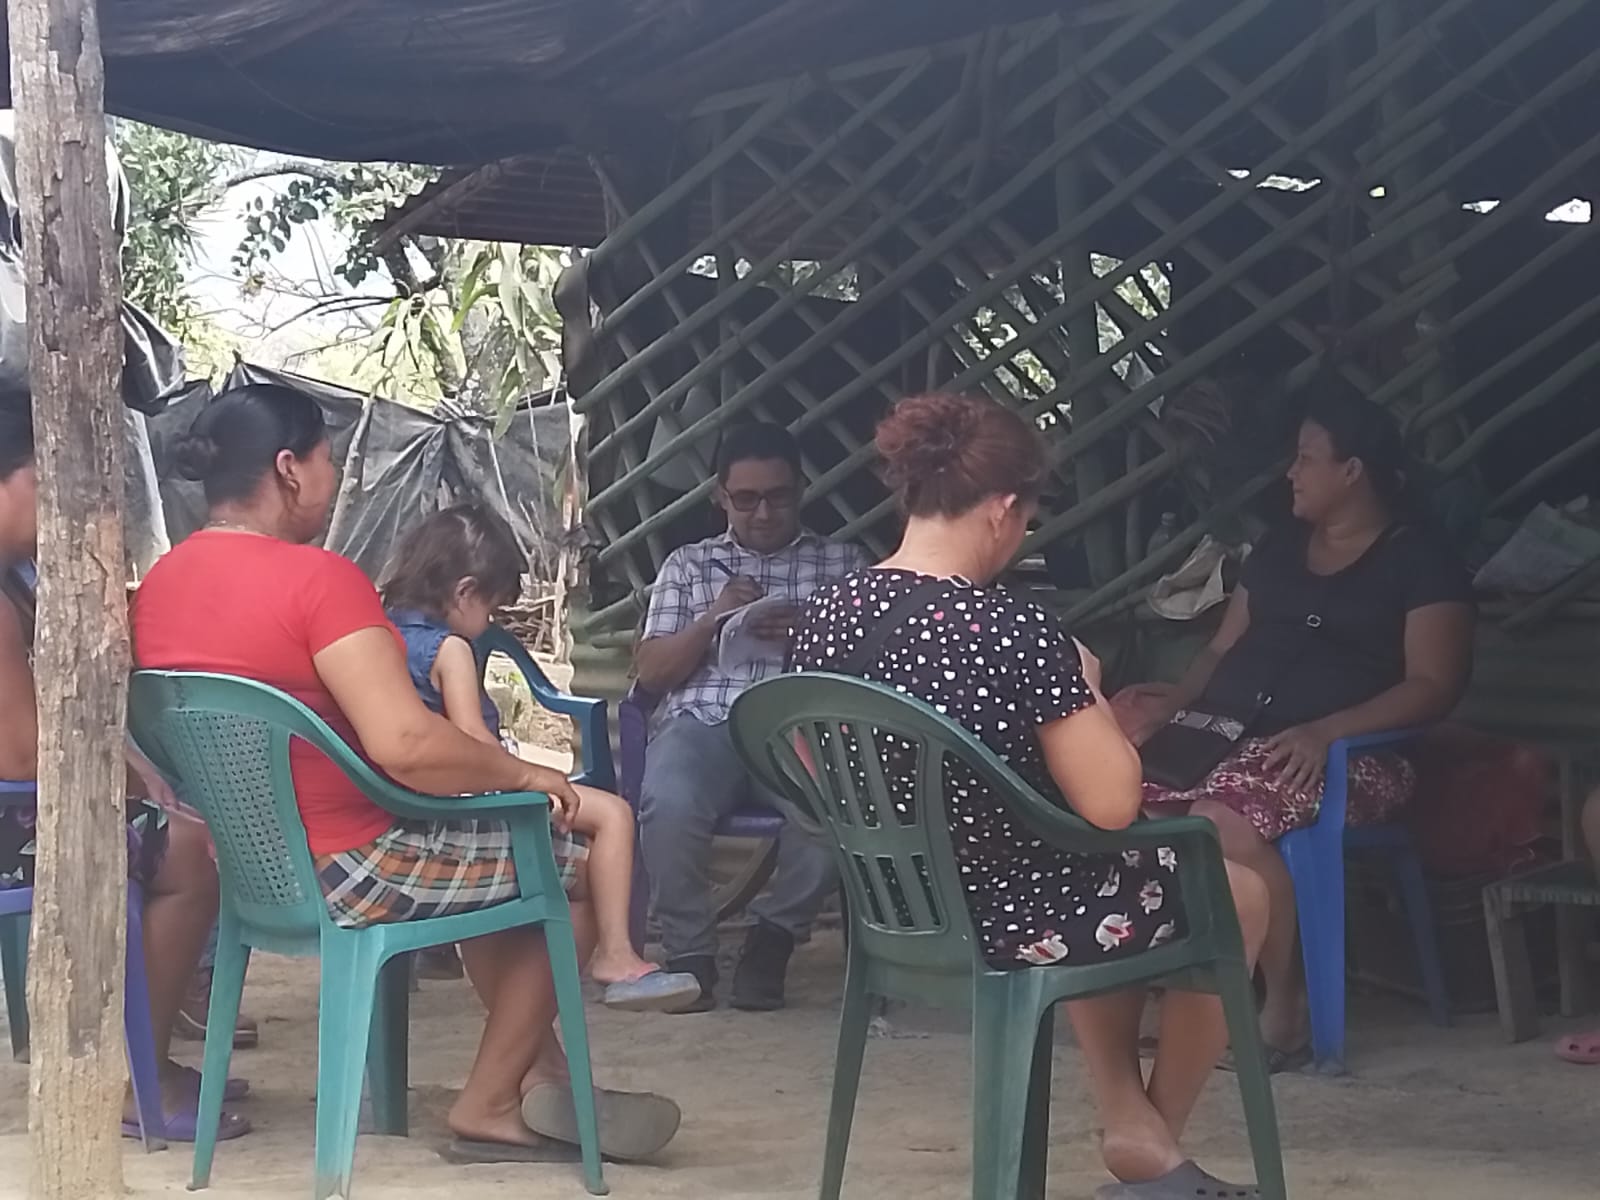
[564,0,1600,635]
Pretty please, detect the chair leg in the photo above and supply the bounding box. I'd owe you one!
[1016,1006,1053,1200]
[1482,889,1540,1044]
[1556,904,1595,1019]
[1391,849,1451,1027]
[1,911,28,1062]
[192,928,249,1189]
[628,838,649,953]
[970,974,1048,1200]
[1283,834,1347,1074]
[546,917,609,1197]
[366,954,411,1136]
[819,950,872,1200]
[314,935,383,1200]
[1218,963,1287,1200]
[123,891,167,1151]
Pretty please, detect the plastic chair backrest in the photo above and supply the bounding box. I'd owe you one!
[129,670,401,941]
[732,673,1141,975]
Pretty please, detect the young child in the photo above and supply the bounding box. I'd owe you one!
[380,503,698,1013]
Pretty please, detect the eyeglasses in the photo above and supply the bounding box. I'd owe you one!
[723,487,799,513]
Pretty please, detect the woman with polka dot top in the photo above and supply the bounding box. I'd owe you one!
[792,393,1269,1200]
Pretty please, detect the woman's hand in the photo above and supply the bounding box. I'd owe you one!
[1108,682,1180,746]
[1262,722,1333,795]
[523,764,581,832]
[1072,638,1104,694]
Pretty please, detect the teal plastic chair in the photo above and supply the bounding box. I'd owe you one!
[729,674,1284,1200]
[128,670,607,1200]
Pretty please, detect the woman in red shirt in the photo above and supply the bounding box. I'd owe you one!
[134,384,679,1162]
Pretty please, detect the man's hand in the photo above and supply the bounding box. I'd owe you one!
[708,575,764,620]
[749,603,800,643]
[523,764,582,832]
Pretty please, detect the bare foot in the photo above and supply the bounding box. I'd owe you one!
[588,948,660,987]
[447,1094,542,1148]
[1259,999,1310,1055]
[1099,1101,1186,1183]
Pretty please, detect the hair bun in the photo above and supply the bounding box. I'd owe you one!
[170,433,220,482]
[875,393,983,490]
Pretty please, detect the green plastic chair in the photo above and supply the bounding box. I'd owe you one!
[729,673,1285,1200]
[128,670,607,1200]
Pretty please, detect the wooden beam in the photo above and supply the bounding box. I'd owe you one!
[7,0,130,1195]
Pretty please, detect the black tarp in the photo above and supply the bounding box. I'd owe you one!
[145,364,571,582]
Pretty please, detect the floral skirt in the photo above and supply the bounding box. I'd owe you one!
[1142,737,1415,842]
[0,800,169,891]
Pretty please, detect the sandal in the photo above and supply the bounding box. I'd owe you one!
[521,1081,681,1162]
[439,1136,580,1164]
[1555,1030,1600,1065]
[1095,1160,1259,1199]
[1218,1042,1311,1075]
[601,968,703,1013]
[172,1063,250,1102]
[122,1106,251,1143]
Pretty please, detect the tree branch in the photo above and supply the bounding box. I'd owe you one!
[219,159,348,191]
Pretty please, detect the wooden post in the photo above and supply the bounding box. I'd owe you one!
[7,0,131,1196]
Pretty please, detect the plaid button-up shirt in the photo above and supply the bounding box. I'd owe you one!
[642,530,869,726]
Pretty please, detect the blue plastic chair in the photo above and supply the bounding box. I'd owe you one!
[128,670,607,1199]
[0,781,168,1149]
[618,684,782,949]
[476,625,615,791]
[1278,731,1451,1074]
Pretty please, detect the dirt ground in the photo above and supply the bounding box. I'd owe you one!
[2,668,1597,1198]
[2,940,1598,1200]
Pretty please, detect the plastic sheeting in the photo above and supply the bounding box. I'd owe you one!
[146,364,572,581]
[0,111,189,414]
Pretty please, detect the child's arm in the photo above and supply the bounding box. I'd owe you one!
[431,635,502,747]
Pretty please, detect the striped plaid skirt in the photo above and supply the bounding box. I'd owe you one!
[313,818,587,929]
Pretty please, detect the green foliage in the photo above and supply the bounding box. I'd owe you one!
[111,122,568,416]
[115,120,240,338]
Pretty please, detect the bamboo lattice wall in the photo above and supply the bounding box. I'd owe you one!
[564,0,1600,642]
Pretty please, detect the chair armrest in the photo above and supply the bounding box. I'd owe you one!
[0,780,35,808]
[477,626,616,791]
[1001,780,1223,857]
[367,784,554,823]
[1329,729,1423,760]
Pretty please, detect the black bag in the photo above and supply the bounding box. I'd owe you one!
[1140,611,1327,790]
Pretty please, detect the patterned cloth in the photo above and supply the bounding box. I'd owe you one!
[642,530,869,726]
[1142,737,1415,841]
[792,568,1184,970]
[313,817,587,929]
[0,800,169,891]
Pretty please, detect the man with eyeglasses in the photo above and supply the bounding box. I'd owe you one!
[634,421,868,1012]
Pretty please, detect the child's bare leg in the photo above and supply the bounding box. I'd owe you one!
[570,784,658,984]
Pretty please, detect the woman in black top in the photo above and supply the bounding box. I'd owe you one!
[1134,394,1474,1066]
[793,393,1269,1200]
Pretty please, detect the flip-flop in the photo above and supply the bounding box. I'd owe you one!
[601,969,703,1013]
[438,1136,581,1164]
[521,1081,681,1162]
[173,1063,251,1102]
[121,1107,251,1143]
[1554,1030,1600,1064]
[1095,1160,1259,1199]
[1218,1042,1312,1075]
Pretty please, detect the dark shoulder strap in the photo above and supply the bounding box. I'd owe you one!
[840,577,950,675]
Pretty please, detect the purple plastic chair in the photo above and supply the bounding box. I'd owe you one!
[0,781,168,1149]
[621,686,782,949]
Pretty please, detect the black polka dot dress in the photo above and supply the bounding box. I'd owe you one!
[791,568,1183,970]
